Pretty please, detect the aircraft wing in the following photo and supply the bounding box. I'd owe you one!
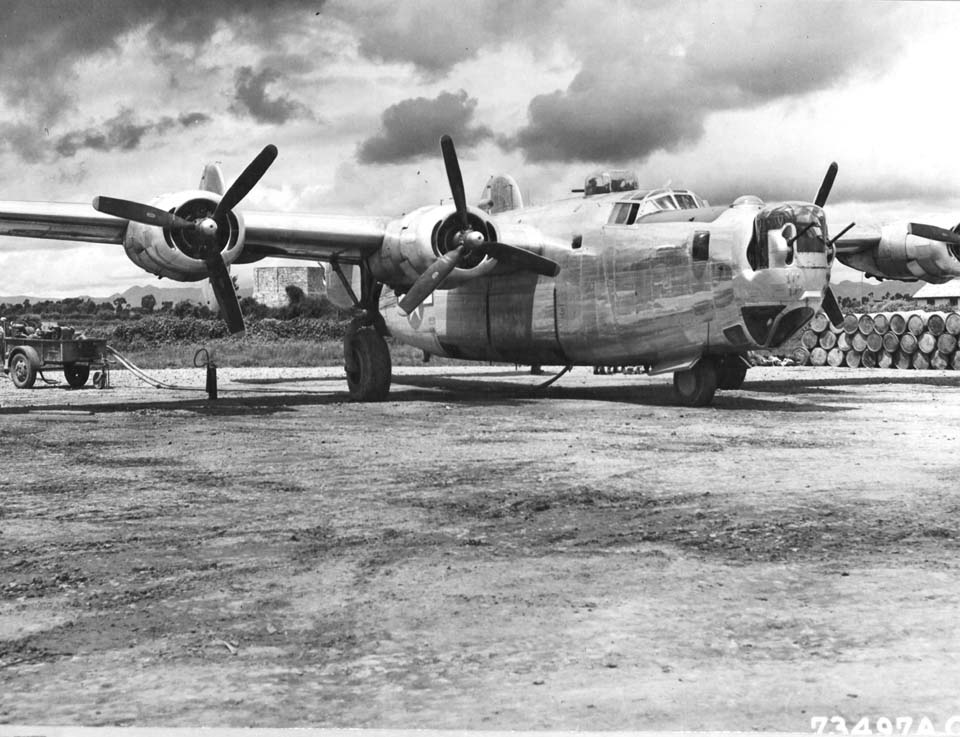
[240,210,388,263]
[0,200,390,264]
[0,201,128,244]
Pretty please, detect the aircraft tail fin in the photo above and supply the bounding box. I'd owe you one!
[478,174,523,214]
[199,164,226,195]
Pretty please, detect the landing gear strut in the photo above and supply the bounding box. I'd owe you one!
[673,356,719,407]
[335,260,392,402]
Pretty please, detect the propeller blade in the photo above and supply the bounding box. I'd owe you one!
[398,246,464,315]
[205,255,245,334]
[92,196,194,230]
[907,222,960,246]
[440,135,470,231]
[821,286,844,328]
[213,144,278,221]
[814,162,838,207]
[483,242,560,277]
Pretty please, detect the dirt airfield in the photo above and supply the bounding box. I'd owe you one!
[2,364,960,730]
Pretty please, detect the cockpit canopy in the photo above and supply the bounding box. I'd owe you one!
[584,169,639,197]
[606,188,709,225]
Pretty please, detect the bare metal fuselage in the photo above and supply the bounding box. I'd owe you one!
[383,192,831,369]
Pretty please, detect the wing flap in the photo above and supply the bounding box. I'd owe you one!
[0,201,128,244]
[242,210,388,263]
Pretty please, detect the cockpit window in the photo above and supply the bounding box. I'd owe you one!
[654,194,678,210]
[674,193,698,209]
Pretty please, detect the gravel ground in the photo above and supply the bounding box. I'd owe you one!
[2,364,960,730]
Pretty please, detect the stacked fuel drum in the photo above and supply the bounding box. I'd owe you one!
[795,311,960,369]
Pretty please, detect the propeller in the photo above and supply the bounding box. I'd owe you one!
[814,162,838,207]
[92,144,279,333]
[907,222,960,246]
[398,135,560,315]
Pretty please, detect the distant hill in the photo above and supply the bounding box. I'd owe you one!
[0,283,251,306]
[830,278,924,302]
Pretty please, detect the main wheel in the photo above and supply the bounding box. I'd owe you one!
[64,363,90,388]
[344,326,391,402]
[672,357,718,406]
[9,353,37,389]
[717,354,749,390]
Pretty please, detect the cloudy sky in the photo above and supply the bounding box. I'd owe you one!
[1,0,959,296]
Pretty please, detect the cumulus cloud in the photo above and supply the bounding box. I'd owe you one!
[329,0,557,76]
[53,109,211,158]
[0,0,323,123]
[230,66,314,124]
[497,2,902,163]
[357,90,492,164]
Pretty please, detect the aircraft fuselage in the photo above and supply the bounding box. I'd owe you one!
[383,192,831,371]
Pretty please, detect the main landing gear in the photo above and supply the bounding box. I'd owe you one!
[672,353,749,406]
[334,261,392,402]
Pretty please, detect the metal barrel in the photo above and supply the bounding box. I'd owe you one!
[861,351,878,369]
[895,351,912,370]
[945,312,960,336]
[913,352,930,370]
[931,352,950,370]
[857,313,875,335]
[819,331,838,350]
[793,347,811,365]
[842,313,860,334]
[809,312,830,334]
[844,350,862,368]
[801,329,819,350]
[927,312,947,337]
[900,332,919,355]
[872,313,890,334]
[866,332,883,353]
[851,332,868,352]
[888,313,907,335]
[810,346,828,366]
[878,350,895,369]
[826,347,845,367]
[906,312,926,336]
[837,332,852,351]
[937,332,957,355]
[882,332,900,353]
[952,351,960,370]
[918,332,938,354]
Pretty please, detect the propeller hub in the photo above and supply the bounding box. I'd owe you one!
[197,218,218,237]
[462,230,486,250]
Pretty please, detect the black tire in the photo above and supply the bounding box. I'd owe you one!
[672,356,718,406]
[9,353,37,389]
[64,363,90,388]
[345,326,391,401]
[717,354,749,390]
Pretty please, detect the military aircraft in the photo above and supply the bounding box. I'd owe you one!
[1,135,958,406]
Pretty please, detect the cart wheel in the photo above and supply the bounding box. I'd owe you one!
[9,353,37,389]
[64,363,90,388]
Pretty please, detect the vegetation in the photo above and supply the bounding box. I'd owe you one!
[0,292,461,369]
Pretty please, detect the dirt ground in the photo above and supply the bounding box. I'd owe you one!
[2,363,960,730]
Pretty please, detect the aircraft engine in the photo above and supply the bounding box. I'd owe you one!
[839,221,960,284]
[368,203,499,289]
[120,190,246,282]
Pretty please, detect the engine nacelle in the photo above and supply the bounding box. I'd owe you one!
[367,204,499,289]
[840,221,960,284]
[122,190,245,282]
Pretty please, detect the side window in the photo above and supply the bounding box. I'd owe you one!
[675,193,697,209]
[692,231,710,261]
[625,202,640,224]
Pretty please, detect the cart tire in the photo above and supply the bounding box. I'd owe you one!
[64,363,90,388]
[9,352,37,389]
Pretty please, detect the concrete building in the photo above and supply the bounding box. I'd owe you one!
[913,280,960,308]
[253,265,326,307]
